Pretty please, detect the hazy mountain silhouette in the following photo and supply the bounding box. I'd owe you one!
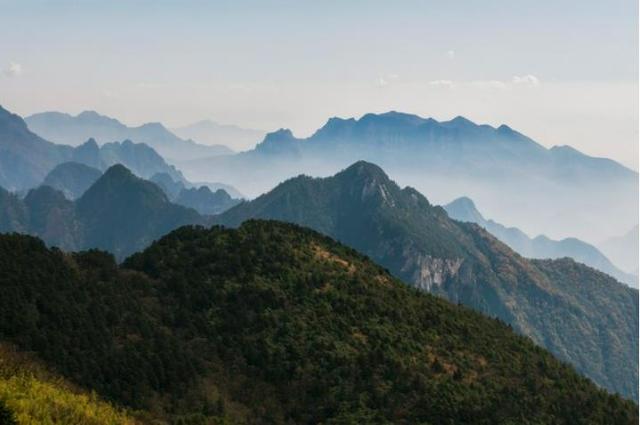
[0,164,204,259]
[42,162,102,199]
[172,119,265,151]
[174,185,240,215]
[26,110,234,161]
[600,225,639,276]
[183,111,637,243]
[445,196,638,287]
[0,105,187,191]
[216,161,639,399]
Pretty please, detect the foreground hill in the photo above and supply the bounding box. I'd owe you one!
[216,161,639,400]
[0,345,138,424]
[444,196,637,287]
[0,222,635,424]
[182,111,637,244]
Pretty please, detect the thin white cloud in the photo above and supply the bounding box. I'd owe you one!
[512,74,540,86]
[428,75,540,90]
[428,79,456,88]
[446,50,455,60]
[376,73,399,87]
[3,62,22,77]
[468,80,508,89]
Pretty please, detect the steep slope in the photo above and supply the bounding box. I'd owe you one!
[0,165,205,259]
[0,106,187,191]
[26,110,233,161]
[183,111,637,244]
[216,161,639,400]
[0,105,73,190]
[0,225,636,424]
[445,196,637,287]
[42,161,103,199]
[23,185,80,250]
[0,187,28,233]
[75,164,203,259]
[174,186,240,215]
[150,172,186,200]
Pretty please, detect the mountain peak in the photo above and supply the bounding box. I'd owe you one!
[102,163,135,179]
[444,196,485,223]
[341,160,388,179]
[445,115,476,127]
[255,128,300,154]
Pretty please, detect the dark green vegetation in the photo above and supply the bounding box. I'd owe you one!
[0,222,636,424]
[216,161,639,400]
[444,196,637,287]
[0,164,204,259]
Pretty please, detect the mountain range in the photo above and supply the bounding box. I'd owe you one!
[0,105,185,191]
[0,222,635,423]
[0,164,204,258]
[215,161,639,400]
[25,110,234,162]
[181,111,638,244]
[172,119,265,151]
[444,196,638,287]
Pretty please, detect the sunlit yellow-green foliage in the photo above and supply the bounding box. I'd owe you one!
[0,346,137,425]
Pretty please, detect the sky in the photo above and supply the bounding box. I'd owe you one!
[1,0,638,168]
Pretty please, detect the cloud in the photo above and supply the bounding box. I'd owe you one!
[376,73,399,87]
[428,80,456,88]
[446,50,455,60]
[512,74,540,86]
[3,62,22,77]
[428,75,540,90]
[468,80,507,89]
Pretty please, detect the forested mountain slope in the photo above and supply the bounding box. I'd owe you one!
[0,222,635,424]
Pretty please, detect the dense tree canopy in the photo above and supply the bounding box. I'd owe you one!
[0,221,636,424]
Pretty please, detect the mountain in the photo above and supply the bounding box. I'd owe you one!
[181,111,637,244]
[0,105,186,191]
[151,172,245,202]
[0,165,204,259]
[42,162,102,199]
[216,161,639,400]
[172,119,265,151]
[26,110,234,161]
[174,186,240,215]
[444,196,638,287]
[0,187,28,233]
[0,223,635,423]
[600,225,639,276]
[75,164,203,258]
[150,172,186,200]
[0,105,73,190]
[23,185,80,250]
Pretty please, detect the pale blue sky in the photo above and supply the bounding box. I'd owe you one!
[1,0,638,167]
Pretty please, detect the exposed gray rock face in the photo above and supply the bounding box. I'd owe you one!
[401,249,463,291]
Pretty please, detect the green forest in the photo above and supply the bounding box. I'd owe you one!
[0,220,636,424]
